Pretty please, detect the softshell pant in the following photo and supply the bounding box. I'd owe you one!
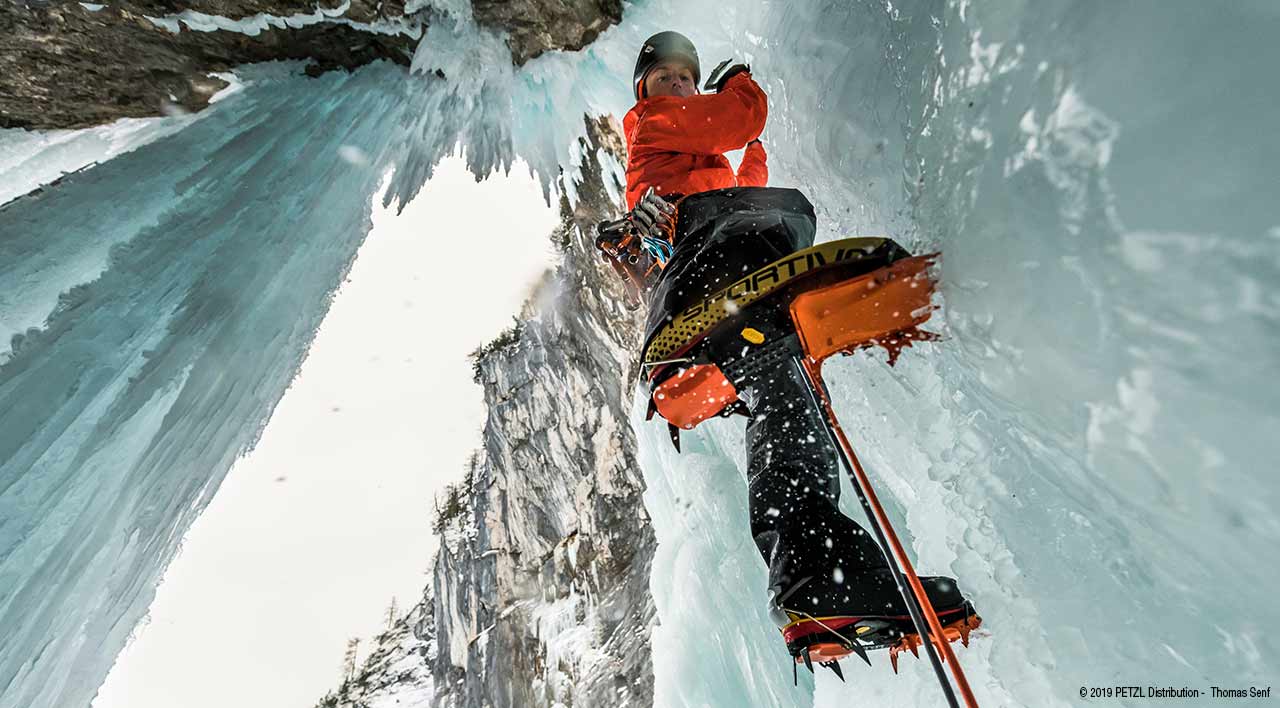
[738,360,904,621]
[642,187,903,620]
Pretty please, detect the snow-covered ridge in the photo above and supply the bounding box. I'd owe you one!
[143,0,424,39]
[0,74,244,209]
[0,1,420,131]
[315,601,437,708]
[1,0,624,130]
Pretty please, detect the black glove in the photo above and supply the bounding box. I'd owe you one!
[630,187,675,239]
[704,59,751,93]
[595,188,676,265]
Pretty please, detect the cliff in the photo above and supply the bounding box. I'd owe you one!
[314,116,656,708]
[430,115,654,708]
[0,0,622,129]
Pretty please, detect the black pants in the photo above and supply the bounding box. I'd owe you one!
[642,187,903,619]
[739,358,906,619]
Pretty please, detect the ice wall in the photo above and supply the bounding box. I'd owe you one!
[617,1,1280,706]
[407,3,1280,703]
[0,62,428,708]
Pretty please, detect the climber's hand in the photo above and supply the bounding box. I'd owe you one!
[704,60,752,93]
[596,189,674,266]
[631,187,675,239]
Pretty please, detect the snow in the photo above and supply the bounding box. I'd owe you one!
[143,1,422,40]
[530,593,605,706]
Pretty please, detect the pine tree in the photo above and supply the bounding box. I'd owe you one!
[385,597,399,630]
[342,637,361,683]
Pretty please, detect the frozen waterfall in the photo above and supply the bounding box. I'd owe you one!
[2,1,1277,707]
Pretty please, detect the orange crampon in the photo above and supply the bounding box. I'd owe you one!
[888,614,982,674]
[802,642,860,664]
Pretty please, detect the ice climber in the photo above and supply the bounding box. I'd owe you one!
[596,31,981,675]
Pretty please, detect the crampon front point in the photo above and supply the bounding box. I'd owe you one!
[887,613,983,675]
[781,605,983,679]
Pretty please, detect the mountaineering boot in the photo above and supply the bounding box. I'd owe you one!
[636,186,985,676]
[732,324,983,669]
[775,570,981,669]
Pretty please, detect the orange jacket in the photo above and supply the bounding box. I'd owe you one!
[622,71,769,210]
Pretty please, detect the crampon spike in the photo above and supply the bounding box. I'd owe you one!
[849,639,871,667]
[889,635,919,675]
[802,649,814,673]
[793,658,798,686]
[960,606,975,647]
[888,615,983,672]
[824,660,845,682]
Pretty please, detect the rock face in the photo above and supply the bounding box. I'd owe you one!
[313,116,655,708]
[430,116,654,707]
[0,0,421,129]
[107,0,403,22]
[0,0,624,130]
[471,0,622,65]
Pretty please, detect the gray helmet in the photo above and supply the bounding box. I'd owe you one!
[633,31,700,99]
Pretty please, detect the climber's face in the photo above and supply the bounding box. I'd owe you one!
[644,60,698,98]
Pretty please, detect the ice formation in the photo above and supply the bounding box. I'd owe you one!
[1,0,1277,706]
[142,1,423,40]
[625,2,1280,706]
